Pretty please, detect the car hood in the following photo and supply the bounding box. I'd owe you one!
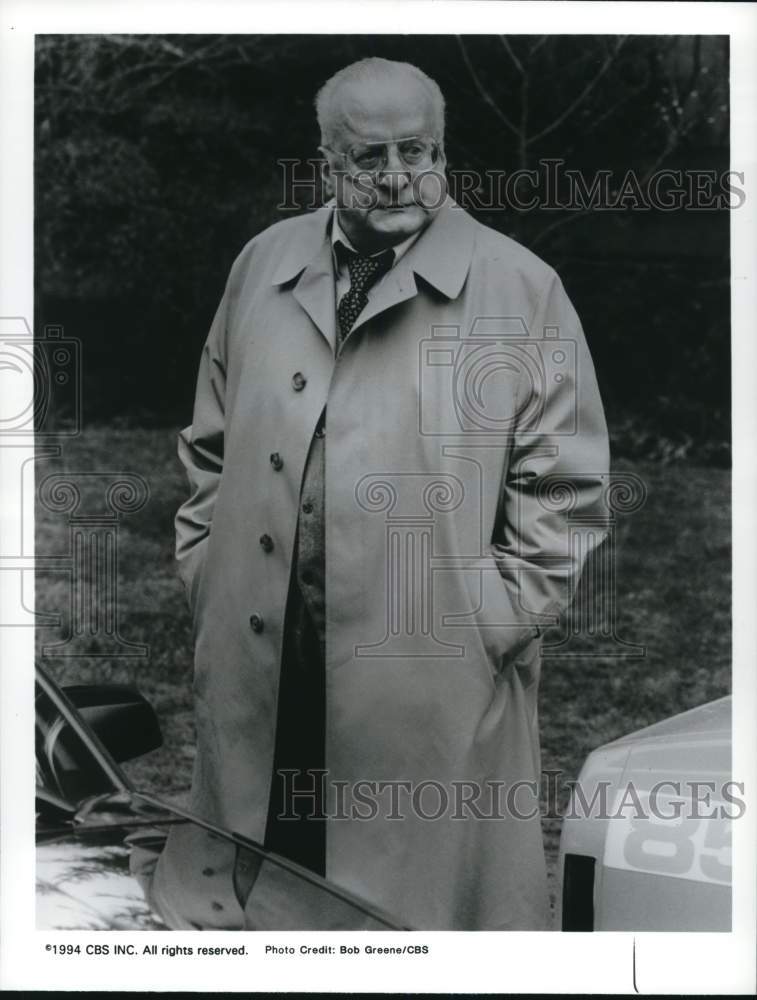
[559,696,733,932]
[37,791,409,931]
[603,696,731,750]
[37,833,169,931]
[37,793,184,930]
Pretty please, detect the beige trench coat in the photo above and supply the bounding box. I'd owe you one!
[150,198,609,930]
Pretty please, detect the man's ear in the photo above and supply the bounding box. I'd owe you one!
[318,149,335,200]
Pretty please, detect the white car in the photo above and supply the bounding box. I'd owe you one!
[559,696,733,931]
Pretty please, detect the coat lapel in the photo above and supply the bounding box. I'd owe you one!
[270,198,476,352]
[291,240,338,355]
[271,206,337,354]
[353,197,476,333]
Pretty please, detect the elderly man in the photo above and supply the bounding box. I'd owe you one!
[146,57,609,931]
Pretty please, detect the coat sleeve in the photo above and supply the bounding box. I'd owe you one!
[174,280,231,609]
[490,271,610,653]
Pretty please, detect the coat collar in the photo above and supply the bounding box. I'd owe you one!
[271,198,476,351]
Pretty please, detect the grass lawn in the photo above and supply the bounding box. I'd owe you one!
[35,426,731,913]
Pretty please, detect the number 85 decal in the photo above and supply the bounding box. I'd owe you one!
[605,790,732,885]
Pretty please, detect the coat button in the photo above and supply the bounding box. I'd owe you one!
[292,372,307,391]
[270,452,284,471]
[249,613,264,633]
[211,901,223,912]
[259,533,274,553]
[302,500,313,514]
[202,867,214,877]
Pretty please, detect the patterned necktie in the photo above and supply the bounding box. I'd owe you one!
[336,243,394,344]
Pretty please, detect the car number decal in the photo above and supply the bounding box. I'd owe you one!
[603,789,731,885]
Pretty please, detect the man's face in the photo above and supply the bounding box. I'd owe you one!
[321,77,447,253]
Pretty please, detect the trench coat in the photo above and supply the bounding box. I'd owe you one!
[148,197,609,931]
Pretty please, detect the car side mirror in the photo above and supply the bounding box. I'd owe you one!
[64,684,163,763]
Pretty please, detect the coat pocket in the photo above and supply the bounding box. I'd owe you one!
[460,556,540,666]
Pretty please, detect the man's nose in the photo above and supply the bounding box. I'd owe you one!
[377,146,410,194]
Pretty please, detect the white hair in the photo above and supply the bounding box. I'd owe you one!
[315,57,446,146]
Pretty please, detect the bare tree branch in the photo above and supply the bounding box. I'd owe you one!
[575,81,649,146]
[530,205,593,251]
[639,37,709,186]
[527,36,628,146]
[456,36,521,138]
[527,36,548,59]
[499,35,525,76]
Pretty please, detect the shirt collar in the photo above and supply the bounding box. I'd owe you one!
[331,211,422,270]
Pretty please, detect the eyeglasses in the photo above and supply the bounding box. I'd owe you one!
[323,135,442,176]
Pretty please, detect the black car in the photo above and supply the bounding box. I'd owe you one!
[35,665,406,931]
